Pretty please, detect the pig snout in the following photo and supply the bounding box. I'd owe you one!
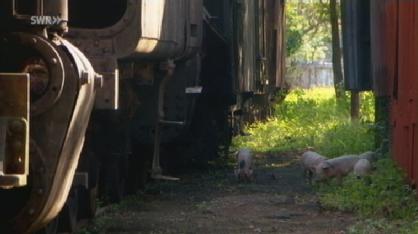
[301,151,327,183]
[313,161,334,182]
[235,148,254,182]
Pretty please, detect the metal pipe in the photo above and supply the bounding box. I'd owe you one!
[151,60,179,181]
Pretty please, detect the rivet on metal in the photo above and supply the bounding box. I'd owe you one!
[51,58,58,64]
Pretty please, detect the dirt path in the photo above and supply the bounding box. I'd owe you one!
[82,152,355,234]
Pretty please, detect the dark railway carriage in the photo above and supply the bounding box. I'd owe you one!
[0,0,285,233]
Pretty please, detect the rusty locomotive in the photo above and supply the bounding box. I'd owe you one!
[0,0,286,233]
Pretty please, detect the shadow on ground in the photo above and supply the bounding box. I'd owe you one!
[80,152,354,234]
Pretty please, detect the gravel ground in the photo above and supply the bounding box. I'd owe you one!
[80,152,355,234]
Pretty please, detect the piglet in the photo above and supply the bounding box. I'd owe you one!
[301,151,327,184]
[353,158,372,178]
[234,148,254,182]
[314,155,360,183]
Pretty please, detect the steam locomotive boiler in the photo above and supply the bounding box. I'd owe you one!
[0,1,101,233]
[0,0,285,233]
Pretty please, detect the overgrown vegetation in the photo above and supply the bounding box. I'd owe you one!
[234,88,418,233]
[318,159,418,217]
[233,88,374,156]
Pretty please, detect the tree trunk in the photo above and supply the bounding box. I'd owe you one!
[329,0,345,99]
[350,91,360,120]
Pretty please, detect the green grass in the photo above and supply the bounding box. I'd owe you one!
[233,88,375,156]
[318,159,418,219]
[233,87,418,233]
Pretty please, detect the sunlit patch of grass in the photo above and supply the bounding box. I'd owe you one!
[233,88,375,157]
[264,161,296,169]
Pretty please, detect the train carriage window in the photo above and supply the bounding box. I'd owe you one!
[14,0,38,15]
[69,0,127,29]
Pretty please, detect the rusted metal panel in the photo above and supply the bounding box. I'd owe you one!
[391,1,418,185]
[235,0,257,92]
[274,0,286,89]
[232,0,285,93]
[183,0,203,57]
[261,0,285,90]
[374,0,418,186]
[370,0,398,97]
[135,0,187,58]
[69,0,191,60]
[68,0,203,110]
[341,0,372,91]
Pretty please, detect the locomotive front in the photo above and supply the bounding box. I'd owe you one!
[0,1,101,233]
[0,0,203,232]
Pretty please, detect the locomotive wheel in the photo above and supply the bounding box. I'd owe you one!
[58,187,79,232]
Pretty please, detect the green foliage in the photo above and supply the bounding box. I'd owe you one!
[286,0,331,62]
[319,158,418,234]
[318,159,418,219]
[233,88,375,157]
[348,219,418,234]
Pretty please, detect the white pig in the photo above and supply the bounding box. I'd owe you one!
[314,155,360,183]
[301,151,327,183]
[353,158,372,178]
[234,148,254,182]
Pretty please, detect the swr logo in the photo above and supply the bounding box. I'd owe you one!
[30,16,63,25]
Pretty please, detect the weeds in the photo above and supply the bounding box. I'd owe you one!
[233,88,375,156]
[234,88,418,233]
[318,159,418,219]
